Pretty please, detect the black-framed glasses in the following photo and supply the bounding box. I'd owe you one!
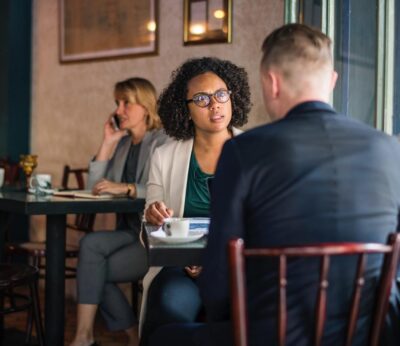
[186,89,232,108]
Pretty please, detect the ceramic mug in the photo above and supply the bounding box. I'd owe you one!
[162,218,190,237]
[29,174,52,194]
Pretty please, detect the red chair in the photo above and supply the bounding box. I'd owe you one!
[0,157,20,186]
[228,233,400,346]
[6,165,95,278]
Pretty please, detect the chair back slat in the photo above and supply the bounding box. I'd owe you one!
[278,255,287,346]
[228,238,248,346]
[61,165,88,190]
[61,165,95,233]
[315,255,330,346]
[229,234,400,346]
[345,253,366,346]
[74,213,96,232]
[369,233,400,346]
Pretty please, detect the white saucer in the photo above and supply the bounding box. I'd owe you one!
[150,232,204,244]
[28,187,55,195]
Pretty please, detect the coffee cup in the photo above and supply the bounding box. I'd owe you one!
[29,174,52,195]
[0,168,4,188]
[162,218,190,237]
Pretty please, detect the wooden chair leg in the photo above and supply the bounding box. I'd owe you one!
[31,280,44,346]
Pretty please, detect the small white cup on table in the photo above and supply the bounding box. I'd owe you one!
[163,218,190,237]
[29,174,52,195]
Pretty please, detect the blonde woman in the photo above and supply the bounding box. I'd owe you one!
[70,78,169,346]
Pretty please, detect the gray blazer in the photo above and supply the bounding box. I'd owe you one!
[87,129,169,199]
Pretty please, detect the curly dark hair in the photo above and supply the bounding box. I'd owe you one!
[158,57,251,140]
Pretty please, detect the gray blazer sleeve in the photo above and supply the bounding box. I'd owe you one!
[87,130,170,195]
[87,135,132,190]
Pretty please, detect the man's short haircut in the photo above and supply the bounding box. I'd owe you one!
[261,24,333,80]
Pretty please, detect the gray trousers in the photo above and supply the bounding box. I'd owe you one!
[77,230,148,331]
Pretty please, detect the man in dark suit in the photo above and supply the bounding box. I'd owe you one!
[198,23,400,345]
[148,24,400,346]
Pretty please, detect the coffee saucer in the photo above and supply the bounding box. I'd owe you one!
[150,232,204,244]
[28,187,55,195]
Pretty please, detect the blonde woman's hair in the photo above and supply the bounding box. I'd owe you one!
[114,77,162,131]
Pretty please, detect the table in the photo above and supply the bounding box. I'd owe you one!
[0,190,145,346]
[142,223,207,266]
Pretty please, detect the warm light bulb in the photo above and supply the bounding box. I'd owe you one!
[213,10,225,19]
[190,24,206,35]
[147,21,156,32]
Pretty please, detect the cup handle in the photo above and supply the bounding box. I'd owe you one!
[162,222,172,236]
[29,176,37,189]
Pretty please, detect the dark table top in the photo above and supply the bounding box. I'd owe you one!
[0,189,145,215]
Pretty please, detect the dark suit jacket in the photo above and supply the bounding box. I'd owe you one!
[199,101,400,345]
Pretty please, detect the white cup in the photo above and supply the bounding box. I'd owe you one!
[0,168,4,188]
[163,218,190,237]
[29,174,52,194]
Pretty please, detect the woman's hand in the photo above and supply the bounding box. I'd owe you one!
[95,115,128,162]
[103,114,127,145]
[145,201,174,226]
[185,266,202,278]
[92,179,131,196]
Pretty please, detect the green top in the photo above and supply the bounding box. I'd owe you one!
[183,151,214,218]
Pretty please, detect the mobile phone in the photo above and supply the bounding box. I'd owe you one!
[111,114,120,131]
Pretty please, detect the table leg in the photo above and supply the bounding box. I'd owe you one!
[45,214,66,346]
[0,211,8,339]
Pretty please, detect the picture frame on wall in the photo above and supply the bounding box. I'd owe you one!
[60,0,158,62]
[183,0,232,45]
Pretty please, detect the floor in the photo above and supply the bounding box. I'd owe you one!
[3,283,129,346]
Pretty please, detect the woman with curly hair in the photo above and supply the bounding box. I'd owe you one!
[140,57,251,345]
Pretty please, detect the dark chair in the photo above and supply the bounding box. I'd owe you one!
[61,165,88,191]
[0,157,20,186]
[6,165,95,278]
[0,263,44,346]
[228,233,400,346]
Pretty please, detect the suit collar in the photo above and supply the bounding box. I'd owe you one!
[285,101,336,118]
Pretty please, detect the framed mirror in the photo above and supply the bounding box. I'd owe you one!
[183,0,232,45]
[60,0,158,62]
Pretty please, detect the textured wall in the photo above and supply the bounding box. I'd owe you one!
[31,0,284,183]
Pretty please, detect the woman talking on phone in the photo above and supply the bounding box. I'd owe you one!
[69,77,169,346]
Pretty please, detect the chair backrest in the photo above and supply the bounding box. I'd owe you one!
[0,157,20,185]
[61,165,88,190]
[61,165,95,232]
[228,233,400,346]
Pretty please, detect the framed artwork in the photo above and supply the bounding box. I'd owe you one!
[60,0,158,62]
[183,0,232,45]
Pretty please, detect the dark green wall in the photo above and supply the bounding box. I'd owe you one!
[0,0,31,162]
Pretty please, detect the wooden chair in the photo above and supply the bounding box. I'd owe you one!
[0,263,44,346]
[228,233,400,346]
[61,165,88,191]
[6,165,95,278]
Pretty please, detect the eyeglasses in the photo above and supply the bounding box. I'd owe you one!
[186,89,232,108]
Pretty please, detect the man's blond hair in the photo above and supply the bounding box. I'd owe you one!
[261,24,333,84]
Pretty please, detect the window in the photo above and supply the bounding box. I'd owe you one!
[285,0,396,134]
